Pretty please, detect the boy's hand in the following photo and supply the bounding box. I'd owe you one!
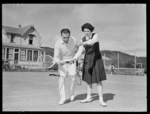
[60,60,65,65]
[67,58,77,63]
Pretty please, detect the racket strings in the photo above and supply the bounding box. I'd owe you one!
[37,55,55,68]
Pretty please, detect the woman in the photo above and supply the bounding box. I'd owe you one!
[73,23,107,106]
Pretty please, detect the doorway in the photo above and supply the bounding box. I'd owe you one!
[14,49,19,64]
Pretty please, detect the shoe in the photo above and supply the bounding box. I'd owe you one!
[58,100,65,105]
[70,95,75,101]
[80,97,93,103]
[99,100,107,107]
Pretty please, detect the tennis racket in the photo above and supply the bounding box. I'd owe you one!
[37,55,56,69]
[75,60,83,86]
[75,70,82,86]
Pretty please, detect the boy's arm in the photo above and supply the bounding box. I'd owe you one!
[53,42,62,64]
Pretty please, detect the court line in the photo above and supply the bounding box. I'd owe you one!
[3,75,146,86]
[3,76,56,85]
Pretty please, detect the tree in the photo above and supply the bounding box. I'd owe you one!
[124,61,134,68]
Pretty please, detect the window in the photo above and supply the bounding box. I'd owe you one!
[10,34,15,43]
[6,48,13,60]
[2,48,5,60]
[29,35,34,45]
[15,49,19,52]
[27,50,32,61]
[33,51,38,61]
[20,49,26,61]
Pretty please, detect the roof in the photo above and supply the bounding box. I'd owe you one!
[3,25,34,36]
[3,43,45,50]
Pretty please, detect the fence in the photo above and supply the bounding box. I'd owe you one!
[3,60,145,76]
[105,67,145,76]
[3,63,53,72]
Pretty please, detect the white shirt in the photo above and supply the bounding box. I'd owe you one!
[54,36,78,63]
[73,33,99,59]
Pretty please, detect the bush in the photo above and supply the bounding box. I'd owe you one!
[144,67,147,74]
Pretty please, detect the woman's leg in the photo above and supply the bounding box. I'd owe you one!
[97,81,107,106]
[87,83,92,99]
[80,83,93,103]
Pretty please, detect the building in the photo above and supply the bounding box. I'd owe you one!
[2,24,45,69]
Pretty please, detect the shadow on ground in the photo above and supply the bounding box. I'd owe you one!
[65,93,115,104]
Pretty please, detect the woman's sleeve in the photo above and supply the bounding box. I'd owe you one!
[85,34,99,45]
[74,46,84,59]
[74,39,84,59]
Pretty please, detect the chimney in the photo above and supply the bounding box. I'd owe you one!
[18,24,21,28]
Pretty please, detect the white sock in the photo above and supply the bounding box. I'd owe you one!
[87,95,92,99]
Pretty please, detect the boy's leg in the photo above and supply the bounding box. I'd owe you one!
[58,76,66,102]
[68,63,77,101]
[58,64,67,104]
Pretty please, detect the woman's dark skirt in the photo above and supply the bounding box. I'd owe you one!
[82,54,107,84]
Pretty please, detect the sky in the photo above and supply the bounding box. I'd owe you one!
[2,4,146,57]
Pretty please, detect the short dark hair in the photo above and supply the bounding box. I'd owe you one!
[60,28,70,35]
[81,23,94,32]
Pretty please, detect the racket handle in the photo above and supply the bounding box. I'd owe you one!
[65,60,76,64]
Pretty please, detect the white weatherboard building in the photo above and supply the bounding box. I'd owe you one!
[2,25,45,69]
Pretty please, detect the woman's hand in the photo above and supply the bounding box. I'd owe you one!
[82,42,87,45]
[77,42,84,46]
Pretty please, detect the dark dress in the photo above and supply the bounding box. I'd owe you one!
[82,33,107,84]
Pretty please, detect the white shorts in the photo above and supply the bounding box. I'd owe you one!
[58,62,77,77]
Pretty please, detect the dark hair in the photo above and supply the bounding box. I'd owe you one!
[81,23,94,32]
[60,28,70,35]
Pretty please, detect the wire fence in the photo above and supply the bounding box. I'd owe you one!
[105,67,145,76]
[3,59,146,76]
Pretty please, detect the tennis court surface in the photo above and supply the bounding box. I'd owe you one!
[2,72,147,111]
